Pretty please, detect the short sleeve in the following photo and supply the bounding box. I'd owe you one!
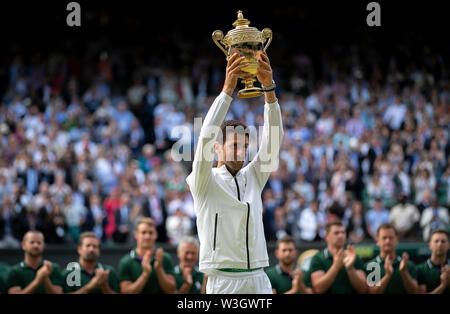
[6,268,22,290]
[106,267,120,293]
[415,265,425,285]
[162,253,175,276]
[309,254,324,274]
[265,269,278,291]
[407,261,417,279]
[118,257,133,282]
[354,256,365,271]
[50,263,65,288]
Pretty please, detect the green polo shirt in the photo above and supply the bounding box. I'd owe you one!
[6,261,64,294]
[174,265,204,294]
[309,248,365,294]
[0,262,8,294]
[265,264,312,294]
[416,258,449,294]
[364,255,417,294]
[118,249,175,294]
[61,262,120,294]
[0,274,5,294]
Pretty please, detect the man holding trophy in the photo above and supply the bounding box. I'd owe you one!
[186,11,283,294]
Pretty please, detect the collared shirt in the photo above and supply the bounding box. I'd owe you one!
[416,258,449,294]
[6,260,64,294]
[61,262,120,294]
[310,248,365,294]
[118,249,175,294]
[364,255,418,294]
[173,265,204,294]
[265,264,312,294]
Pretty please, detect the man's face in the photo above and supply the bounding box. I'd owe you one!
[178,243,199,269]
[135,223,158,249]
[22,233,44,258]
[275,242,297,267]
[429,233,449,257]
[217,132,249,172]
[325,225,346,249]
[78,237,100,263]
[376,228,398,255]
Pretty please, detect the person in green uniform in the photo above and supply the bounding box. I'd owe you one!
[416,229,449,294]
[365,223,419,294]
[61,232,119,294]
[174,236,205,294]
[265,235,312,294]
[310,220,367,294]
[118,217,176,294]
[6,230,64,294]
[0,261,9,294]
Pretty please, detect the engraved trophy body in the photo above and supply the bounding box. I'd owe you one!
[212,11,272,98]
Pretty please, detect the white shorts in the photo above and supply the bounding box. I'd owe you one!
[206,269,273,294]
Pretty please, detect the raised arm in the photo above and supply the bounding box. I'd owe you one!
[248,52,284,190]
[187,53,250,197]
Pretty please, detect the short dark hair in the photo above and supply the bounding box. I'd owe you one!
[78,232,99,247]
[276,235,296,249]
[377,223,397,236]
[429,229,449,241]
[325,220,344,233]
[22,230,44,242]
[219,120,249,144]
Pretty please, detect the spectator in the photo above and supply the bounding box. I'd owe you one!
[344,201,368,243]
[165,201,193,246]
[118,218,176,294]
[103,187,121,241]
[6,230,64,294]
[173,236,205,294]
[364,223,419,294]
[420,199,449,241]
[310,220,367,294]
[49,172,72,205]
[266,235,312,294]
[112,193,132,243]
[365,198,390,240]
[142,184,168,243]
[0,195,21,248]
[389,194,421,239]
[83,194,106,242]
[42,202,66,244]
[298,199,326,242]
[61,232,119,294]
[416,229,449,294]
[63,193,87,244]
[74,133,98,159]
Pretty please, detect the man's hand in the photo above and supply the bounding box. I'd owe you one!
[399,252,409,273]
[291,269,303,293]
[384,255,394,277]
[222,53,253,96]
[333,248,345,269]
[344,245,357,269]
[98,269,110,287]
[141,250,152,276]
[35,262,51,282]
[44,260,52,275]
[182,267,193,286]
[441,265,449,287]
[256,51,273,87]
[154,248,164,272]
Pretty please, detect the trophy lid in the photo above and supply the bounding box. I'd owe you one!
[222,10,264,47]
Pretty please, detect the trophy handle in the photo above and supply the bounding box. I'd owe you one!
[212,30,229,58]
[262,28,273,52]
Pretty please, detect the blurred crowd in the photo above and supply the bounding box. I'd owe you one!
[0,11,449,248]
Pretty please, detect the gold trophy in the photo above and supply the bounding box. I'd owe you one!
[212,10,272,98]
